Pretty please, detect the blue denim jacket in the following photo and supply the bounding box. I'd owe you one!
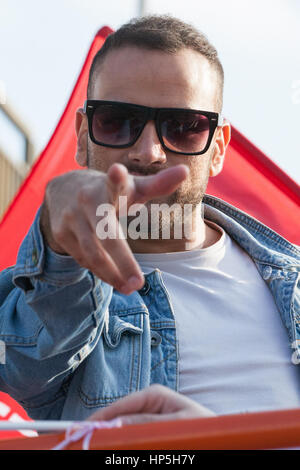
[0,194,299,421]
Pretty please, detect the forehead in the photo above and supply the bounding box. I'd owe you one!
[92,46,219,111]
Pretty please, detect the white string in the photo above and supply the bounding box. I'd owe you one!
[51,418,123,450]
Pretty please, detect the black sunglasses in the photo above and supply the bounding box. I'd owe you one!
[84,100,223,156]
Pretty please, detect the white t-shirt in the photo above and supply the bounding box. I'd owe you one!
[134,220,300,415]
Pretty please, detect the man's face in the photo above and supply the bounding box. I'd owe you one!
[77,46,226,209]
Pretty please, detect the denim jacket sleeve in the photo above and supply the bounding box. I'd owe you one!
[0,208,113,415]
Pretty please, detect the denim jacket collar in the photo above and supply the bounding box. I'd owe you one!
[203,194,300,269]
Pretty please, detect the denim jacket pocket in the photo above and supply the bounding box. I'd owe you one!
[78,311,146,409]
[103,315,143,348]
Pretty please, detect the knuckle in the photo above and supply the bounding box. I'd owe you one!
[84,247,105,271]
[109,274,124,289]
[61,207,76,223]
[80,236,93,254]
[52,227,65,244]
[77,185,95,205]
[45,175,60,192]
[45,174,67,198]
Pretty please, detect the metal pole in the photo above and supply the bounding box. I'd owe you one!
[0,102,34,164]
[0,420,77,432]
[138,0,147,17]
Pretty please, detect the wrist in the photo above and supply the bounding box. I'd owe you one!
[40,202,67,255]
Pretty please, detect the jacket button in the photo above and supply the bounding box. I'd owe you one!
[151,331,162,346]
[262,266,272,280]
[139,281,150,296]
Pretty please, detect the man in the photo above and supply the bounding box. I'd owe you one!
[0,15,299,424]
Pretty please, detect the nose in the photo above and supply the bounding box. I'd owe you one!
[127,121,167,167]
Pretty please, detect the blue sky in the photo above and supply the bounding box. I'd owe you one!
[0,0,299,183]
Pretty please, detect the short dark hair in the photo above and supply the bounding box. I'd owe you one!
[87,14,224,110]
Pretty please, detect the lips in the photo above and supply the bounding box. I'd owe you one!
[129,171,146,176]
[127,167,163,176]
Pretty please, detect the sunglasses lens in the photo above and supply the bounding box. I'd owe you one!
[160,111,210,153]
[92,105,145,146]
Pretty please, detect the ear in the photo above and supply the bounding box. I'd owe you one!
[75,108,88,167]
[209,119,231,177]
